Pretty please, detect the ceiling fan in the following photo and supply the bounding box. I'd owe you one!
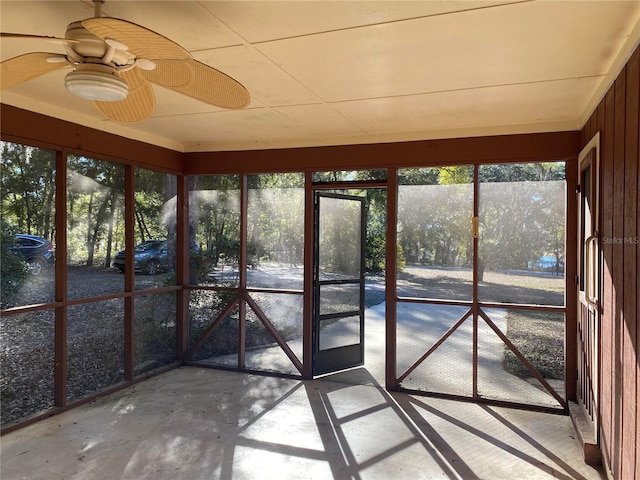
[0,0,250,122]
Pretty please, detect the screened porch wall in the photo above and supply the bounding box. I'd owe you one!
[2,103,579,420]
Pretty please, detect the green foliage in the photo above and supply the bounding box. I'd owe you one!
[1,142,56,238]
[66,154,126,266]
[366,229,385,272]
[247,174,305,268]
[134,191,165,239]
[189,290,239,358]
[438,166,473,185]
[479,162,565,182]
[2,142,566,302]
[479,163,565,271]
[189,290,296,361]
[365,189,386,272]
[65,158,176,268]
[0,221,28,305]
[397,163,565,273]
[189,249,215,284]
[190,175,241,268]
[0,386,15,400]
[318,196,362,274]
[192,174,307,272]
[134,169,176,244]
[134,295,177,371]
[1,143,179,272]
[313,170,387,182]
[248,172,304,189]
[396,242,406,270]
[398,168,440,185]
[398,168,473,267]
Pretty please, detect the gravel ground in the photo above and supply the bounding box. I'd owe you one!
[1,267,175,428]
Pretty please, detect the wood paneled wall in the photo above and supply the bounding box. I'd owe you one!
[581,46,639,480]
[184,131,579,174]
[0,104,183,174]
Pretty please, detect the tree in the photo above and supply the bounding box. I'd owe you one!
[478,163,565,274]
[191,175,241,269]
[134,168,175,243]
[398,167,473,268]
[1,142,56,240]
[365,196,386,272]
[66,155,124,267]
[397,163,565,277]
[247,174,304,268]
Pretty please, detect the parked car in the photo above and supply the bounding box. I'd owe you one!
[9,234,55,275]
[529,255,564,273]
[113,239,171,275]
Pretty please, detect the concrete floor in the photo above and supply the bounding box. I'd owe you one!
[200,301,564,408]
[1,367,603,480]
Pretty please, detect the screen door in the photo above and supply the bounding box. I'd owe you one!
[313,192,366,375]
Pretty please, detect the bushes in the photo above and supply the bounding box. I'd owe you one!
[189,290,293,361]
[189,249,215,284]
[1,221,27,306]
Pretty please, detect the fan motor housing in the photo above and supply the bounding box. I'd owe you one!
[64,64,128,101]
[64,21,130,66]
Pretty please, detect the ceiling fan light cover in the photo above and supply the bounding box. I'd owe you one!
[64,69,128,101]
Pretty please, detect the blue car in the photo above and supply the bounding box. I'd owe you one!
[113,239,171,275]
[10,234,55,275]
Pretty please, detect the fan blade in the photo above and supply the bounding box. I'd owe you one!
[138,59,193,88]
[1,53,68,90]
[81,18,191,61]
[93,68,155,122]
[142,59,250,109]
[1,33,78,45]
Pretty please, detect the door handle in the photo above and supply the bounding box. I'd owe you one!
[585,234,598,308]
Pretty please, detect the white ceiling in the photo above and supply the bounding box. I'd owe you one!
[1,0,639,153]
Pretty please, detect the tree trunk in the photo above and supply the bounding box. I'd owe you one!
[86,191,95,266]
[104,193,116,268]
[88,192,109,267]
[478,257,485,282]
[43,171,55,240]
